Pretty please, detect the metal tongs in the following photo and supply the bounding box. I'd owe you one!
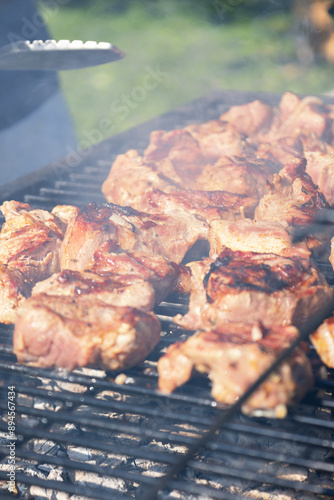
[0,39,125,71]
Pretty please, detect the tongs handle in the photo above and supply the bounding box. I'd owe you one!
[0,40,125,71]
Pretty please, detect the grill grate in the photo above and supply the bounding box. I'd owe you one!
[1,91,334,499]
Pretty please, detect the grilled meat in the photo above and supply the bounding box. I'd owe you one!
[61,202,208,267]
[184,120,249,163]
[276,92,333,141]
[310,316,334,368]
[102,150,257,222]
[141,187,257,221]
[195,155,278,201]
[208,218,311,259]
[32,269,156,312]
[0,265,34,325]
[158,323,314,416]
[87,240,179,304]
[0,201,71,324]
[13,294,160,371]
[174,248,334,331]
[144,129,205,185]
[255,157,329,227]
[102,149,176,208]
[305,151,334,206]
[254,92,334,165]
[219,99,274,137]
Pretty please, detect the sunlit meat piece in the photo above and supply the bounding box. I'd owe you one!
[208,218,310,259]
[144,129,205,186]
[32,269,156,312]
[13,295,160,371]
[174,248,334,331]
[276,92,332,141]
[256,135,305,166]
[219,99,274,136]
[195,155,278,201]
[254,92,334,165]
[87,240,179,304]
[158,323,314,416]
[255,157,329,227]
[329,237,334,271]
[0,266,34,325]
[102,150,257,221]
[304,151,334,206]
[310,317,334,368]
[142,187,257,221]
[184,120,249,163]
[61,202,209,268]
[0,201,72,324]
[102,149,176,207]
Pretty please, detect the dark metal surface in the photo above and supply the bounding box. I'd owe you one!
[1,91,334,499]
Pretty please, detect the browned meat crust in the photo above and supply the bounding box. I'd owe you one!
[13,295,161,371]
[102,150,257,222]
[101,149,176,208]
[32,269,156,312]
[87,240,179,304]
[305,151,334,206]
[175,248,334,331]
[61,202,208,267]
[0,201,72,324]
[184,120,249,162]
[158,323,314,416]
[208,218,311,259]
[255,157,329,227]
[144,129,205,184]
[0,265,34,325]
[195,155,278,201]
[142,187,257,221]
[219,99,274,137]
[310,316,334,368]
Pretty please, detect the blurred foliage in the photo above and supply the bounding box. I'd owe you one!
[41,0,292,23]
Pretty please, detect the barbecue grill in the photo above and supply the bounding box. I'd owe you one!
[1,91,334,500]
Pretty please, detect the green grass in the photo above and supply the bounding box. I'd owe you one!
[40,1,334,143]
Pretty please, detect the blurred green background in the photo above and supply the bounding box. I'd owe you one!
[38,0,334,143]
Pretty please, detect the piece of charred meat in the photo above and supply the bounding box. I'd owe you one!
[310,316,334,368]
[304,151,334,207]
[208,218,311,259]
[143,129,206,185]
[255,157,329,227]
[219,99,274,136]
[141,187,257,221]
[0,201,74,324]
[183,120,250,163]
[13,295,160,371]
[86,240,179,304]
[61,202,208,267]
[158,323,314,416]
[175,248,334,331]
[32,269,156,312]
[195,155,278,201]
[102,150,256,222]
[102,149,177,208]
